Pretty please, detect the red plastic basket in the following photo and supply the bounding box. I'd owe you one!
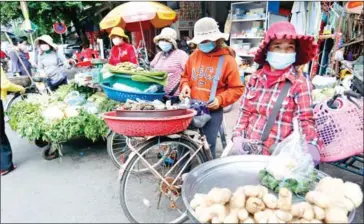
[103,109,197,137]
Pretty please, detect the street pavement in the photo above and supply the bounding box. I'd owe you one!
[1,103,363,223]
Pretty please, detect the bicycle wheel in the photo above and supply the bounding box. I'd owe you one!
[107,132,131,169]
[120,136,205,223]
[5,92,39,115]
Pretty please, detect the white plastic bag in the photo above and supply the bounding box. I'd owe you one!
[259,118,316,195]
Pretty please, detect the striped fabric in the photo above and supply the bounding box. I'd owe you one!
[233,66,321,154]
[151,49,189,96]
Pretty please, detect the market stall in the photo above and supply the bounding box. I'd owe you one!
[7,82,118,160]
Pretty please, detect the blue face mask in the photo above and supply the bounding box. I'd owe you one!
[198,41,216,53]
[266,51,296,70]
[158,41,173,52]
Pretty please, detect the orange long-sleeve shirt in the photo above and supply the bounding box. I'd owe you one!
[180,48,244,108]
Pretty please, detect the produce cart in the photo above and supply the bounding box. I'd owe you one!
[7,83,119,160]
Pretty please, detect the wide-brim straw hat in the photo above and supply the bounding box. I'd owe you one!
[188,17,229,45]
[254,21,318,66]
[153,27,178,49]
[109,27,129,41]
[35,35,58,49]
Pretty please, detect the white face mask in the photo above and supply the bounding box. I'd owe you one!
[112,37,123,46]
[40,44,50,51]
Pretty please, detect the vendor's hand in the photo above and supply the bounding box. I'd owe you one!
[68,59,76,65]
[179,85,191,101]
[207,98,221,110]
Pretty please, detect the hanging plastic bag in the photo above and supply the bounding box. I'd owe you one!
[258,118,317,195]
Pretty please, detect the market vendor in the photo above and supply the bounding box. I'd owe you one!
[1,66,24,175]
[151,27,189,99]
[108,27,137,65]
[8,37,32,76]
[179,17,244,158]
[232,21,321,164]
[35,35,73,91]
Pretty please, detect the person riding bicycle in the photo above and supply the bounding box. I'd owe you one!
[35,35,73,91]
[108,27,137,65]
[151,27,189,101]
[232,21,322,164]
[179,17,244,158]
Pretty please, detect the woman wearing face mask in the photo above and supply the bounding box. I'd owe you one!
[179,17,244,158]
[151,27,189,100]
[8,37,32,76]
[232,22,321,164]
[108,27,137,65]
[35,35,73,91]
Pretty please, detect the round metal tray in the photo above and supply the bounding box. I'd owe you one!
[181,155,356,223]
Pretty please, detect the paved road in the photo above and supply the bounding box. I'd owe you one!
[1,104,363,223]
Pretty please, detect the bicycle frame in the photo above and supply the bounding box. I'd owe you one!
[120,129,214,189]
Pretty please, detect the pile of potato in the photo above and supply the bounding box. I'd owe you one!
[190,177,362,223]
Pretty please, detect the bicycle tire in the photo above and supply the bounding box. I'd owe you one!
[107,131,129,169]
[120,136,206,223]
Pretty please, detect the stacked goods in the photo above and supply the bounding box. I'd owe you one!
[8,83,119,144]
[190,177,362,223]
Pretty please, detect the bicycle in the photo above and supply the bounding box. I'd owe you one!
[107,119,228,170]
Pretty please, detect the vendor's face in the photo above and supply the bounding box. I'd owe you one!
[268,38,296,54]
[112,37,124,46]
[19,41,28,52]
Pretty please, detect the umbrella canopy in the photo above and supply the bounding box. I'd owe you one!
[99,1,177,32]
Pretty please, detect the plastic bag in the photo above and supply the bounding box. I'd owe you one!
[259,118,316,195]
[64,91,86,106]
[83,102,99,114]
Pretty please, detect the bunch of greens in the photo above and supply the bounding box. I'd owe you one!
[8,83,118,144]
[258,169,318,195]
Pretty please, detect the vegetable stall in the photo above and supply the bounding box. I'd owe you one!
[7,83,118,160]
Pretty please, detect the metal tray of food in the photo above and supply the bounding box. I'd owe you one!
[115,109,188,118]
[181,155,355,223]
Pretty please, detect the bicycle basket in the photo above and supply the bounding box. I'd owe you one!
[313,97,364,162]
[103,109,197,137]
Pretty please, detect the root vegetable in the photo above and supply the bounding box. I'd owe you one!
[342,182,363,208]
[254,210,271,223]
[195,206,211,223]
[208,188,232,204]
[230,187,246,209]
[277,188,292,211]
[291,202,314,221]
[325,206,349,223]
[312,205,325,220]
[244,185,261,197]
[246,197,266,214]
[244,185,268,198]
[242,217,256,224]
[190,194,212,209]
[209,204,227,223]
[275,209,293,222]
[211,217,221,224]
[224,209,239,224]
[237,208,249,221]
[263,194,278,209]
[257,186,269,198]
[305,191,330,208]
[310,219,323,223]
